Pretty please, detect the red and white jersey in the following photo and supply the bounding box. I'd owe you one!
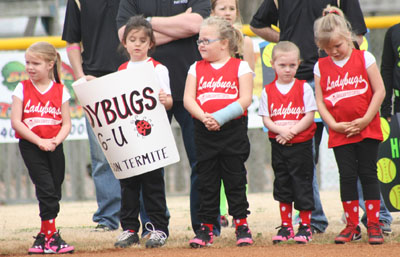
[16,80,64,139]
[195,57,247,116]
[118,57,171,95]
[318,49,382,147]
[265,79,316,143]
[118,57,161,71]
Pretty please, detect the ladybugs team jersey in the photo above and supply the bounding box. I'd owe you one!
[265,79,316,143]
[318,49,383,148]
[15,80,63,139]
[195,57,247,116]
[118,57,160,71]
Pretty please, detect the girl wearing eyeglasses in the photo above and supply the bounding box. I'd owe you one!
[184,16,254,248]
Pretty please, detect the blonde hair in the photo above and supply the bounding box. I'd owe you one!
[313,5,354,50]
[202,16,244,57]
[271,41,300,61]
[211,0,242,24]
[26,41,61,83]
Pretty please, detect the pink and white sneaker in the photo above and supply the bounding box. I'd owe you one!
[294,224,312,244]
[272,226,294,244]
[236,225,253,246]
[28,233,45,254]
[44,231,74,254]
[189,225,214,248]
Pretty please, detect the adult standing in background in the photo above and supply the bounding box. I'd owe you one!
[381,23,400,121]
[62,0,126,231]
[249,0,368,234]
[116,0,219,235]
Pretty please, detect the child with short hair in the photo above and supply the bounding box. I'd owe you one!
[114,15,172,249]
[259,41,316,244]
[11,41,74,254]
[314,5,386,245]
[184,16,254,247]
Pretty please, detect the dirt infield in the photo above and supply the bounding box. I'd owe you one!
[1,191,400,256]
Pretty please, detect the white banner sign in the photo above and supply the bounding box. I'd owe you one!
[73,63,180,179]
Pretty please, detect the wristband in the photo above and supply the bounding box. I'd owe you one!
[211,101,244,126]
[66,45,81,52]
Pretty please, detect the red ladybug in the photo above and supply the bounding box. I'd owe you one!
[135,119,152,136]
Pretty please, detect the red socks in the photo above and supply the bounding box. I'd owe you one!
[299,210,312,226]
[41,219,56,239]
[279,202,293,227]
[203,223,213,232]
[234,218,248,229]
[342,200,359,226]
[365,200,380,227]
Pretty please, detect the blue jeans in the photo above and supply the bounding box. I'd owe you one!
[357,180,392,227]
[310,137,329,233]
[86,118,121,230]
[310,166,329,232]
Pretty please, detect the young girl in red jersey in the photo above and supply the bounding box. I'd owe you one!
[10,42,74,254]
[259,41,316,244]
[184,16,254,248]
[114,16,172,249]
[211,0,255,228]
[314,6,386,245]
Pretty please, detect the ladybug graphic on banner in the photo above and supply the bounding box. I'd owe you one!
[133,116,153,137]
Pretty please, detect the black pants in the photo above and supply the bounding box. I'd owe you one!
[333,138,381,201]
[270,139,315,211]
[19,139,65,220]
[194,117,250,225]
[119,168,169,235]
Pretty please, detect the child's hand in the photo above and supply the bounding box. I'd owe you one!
[159,89,167,105]
[275,135,288,145]
[203,113,220,131]
[278,127,294,142]
[331,121,351,134]
[85,75,97,81]
[347,118,368,136]
[38,138,56,152]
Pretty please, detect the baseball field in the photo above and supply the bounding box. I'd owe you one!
[1,191,399,256]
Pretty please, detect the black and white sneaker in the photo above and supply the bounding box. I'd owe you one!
[144,222,167,248]
[114,230,139,248]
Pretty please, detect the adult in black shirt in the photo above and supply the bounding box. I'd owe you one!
[116,0,217,235]
[249,0,367,234]
[250,0,367,81]
[62,0,127,231]
[381,23,400,120]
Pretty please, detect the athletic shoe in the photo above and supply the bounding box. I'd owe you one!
[368,225,384,245]
[28,233,45,255]
[272,226,294,244]
[221,215,229,228]
[294,224,312,244]
[235,225,253,246]
[144,222,167,248]
[91,223,113,232]
[189,225,213,248]
[114,230,139,248]
[334,225,361,244]
[44,232,74,254]
[379,220,392,235]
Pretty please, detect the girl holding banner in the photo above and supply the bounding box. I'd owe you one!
[114,16,172,249]
[184,16,254,248]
